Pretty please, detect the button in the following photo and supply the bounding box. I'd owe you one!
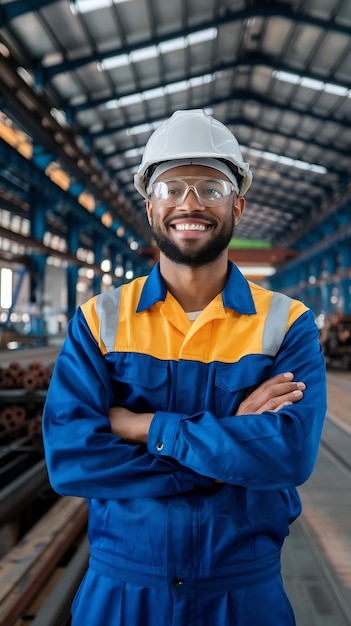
[173,579,184,588]
[156,441,164,451]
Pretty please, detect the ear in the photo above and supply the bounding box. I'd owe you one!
[233,197,245,224]
[146,200,153,226]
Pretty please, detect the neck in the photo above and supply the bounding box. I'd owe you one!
[159,252,229,312]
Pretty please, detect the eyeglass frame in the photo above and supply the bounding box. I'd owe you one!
[146,176,239,208]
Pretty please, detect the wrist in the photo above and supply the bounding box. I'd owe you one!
[138,413,154,443]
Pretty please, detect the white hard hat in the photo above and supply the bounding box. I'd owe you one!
[134,109,252,198]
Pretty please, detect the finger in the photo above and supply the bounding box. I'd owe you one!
[244,381,305,409]
[258,372,294,390]
[237,385,305,415]
[265,388,304,411]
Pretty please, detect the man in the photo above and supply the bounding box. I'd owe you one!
[42,109,327,625]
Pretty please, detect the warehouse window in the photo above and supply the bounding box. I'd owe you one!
[0,267,12,309]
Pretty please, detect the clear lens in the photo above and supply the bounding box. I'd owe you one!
[149,177,236,207]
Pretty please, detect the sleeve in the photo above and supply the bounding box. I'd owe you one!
[148,309,327,490]
[42,307,213,499]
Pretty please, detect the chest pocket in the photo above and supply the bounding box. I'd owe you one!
[214,360,268,416]
[106,352,169,413]
[215,292,293,416]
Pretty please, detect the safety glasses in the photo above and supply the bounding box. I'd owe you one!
[147,176,238,207]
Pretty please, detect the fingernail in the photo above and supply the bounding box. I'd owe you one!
[292,389,303,397]
[283,372,294,379]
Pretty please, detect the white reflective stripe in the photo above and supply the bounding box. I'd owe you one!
[94,286,290,356]
[262,292,292,356]
[96,287,122,351]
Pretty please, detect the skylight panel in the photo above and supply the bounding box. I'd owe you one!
[242,146,327,174]
[70,0,131,14]
[273,70,350,98]
[97,28,217,72]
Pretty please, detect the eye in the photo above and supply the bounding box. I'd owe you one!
[167,184,183,196]
[198,181,223,199]
[204,187,222,198]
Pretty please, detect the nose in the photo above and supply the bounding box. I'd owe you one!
[178,187,205,210]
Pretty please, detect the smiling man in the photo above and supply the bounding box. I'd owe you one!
[42,110,327,626]
[146,164,243,268]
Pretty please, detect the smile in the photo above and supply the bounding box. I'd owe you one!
[173,223,209,231]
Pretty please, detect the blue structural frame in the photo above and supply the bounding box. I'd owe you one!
[268,208,351,315]
[0,137,150,324]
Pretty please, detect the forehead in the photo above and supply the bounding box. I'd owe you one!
[155,164,231,182]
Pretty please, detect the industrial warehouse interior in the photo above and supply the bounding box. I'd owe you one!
[0,1,350,625]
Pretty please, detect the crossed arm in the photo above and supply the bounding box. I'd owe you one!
[43,305,326,497]
[109,372,306,444]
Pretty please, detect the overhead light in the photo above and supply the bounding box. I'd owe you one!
[70,0,112,14]
[102,274,113,286]
[97,54,129,70]
[102,73,217,110]
[0,43,10,57]
[101,212,113,227]
[242,146,327,174]
[117,93,143,107]
[98,28,217,71]
[0,268,12,309]
[102,99,119,110]
[115,265,124,278]
[16,67,35,86]
[123,147,144,159]
[50,107,67,126]
[70,0,131,15]
[101,259,111,272]
[273,70,351,98]
[130,46,158,64]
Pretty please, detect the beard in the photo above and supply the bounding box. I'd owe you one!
[151,212,235,267]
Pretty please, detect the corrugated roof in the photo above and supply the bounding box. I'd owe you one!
[0,0,351,269]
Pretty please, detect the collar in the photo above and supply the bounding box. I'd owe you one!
[136,261,256,315]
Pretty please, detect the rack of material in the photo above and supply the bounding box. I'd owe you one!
[0,496,88,626]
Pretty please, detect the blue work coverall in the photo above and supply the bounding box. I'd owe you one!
[42,262,327,626]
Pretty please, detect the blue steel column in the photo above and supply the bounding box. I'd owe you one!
[92,238,103,295]
[67,219,80,320]
[296,263,308,305]
[29,189,48,335]
[109,244,125,287]
[339,240,351,313]
[313,256,323,315]
[319,252,336,315]
[304,260,317,314]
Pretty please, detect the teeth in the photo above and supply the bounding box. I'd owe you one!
[175,223,207,231]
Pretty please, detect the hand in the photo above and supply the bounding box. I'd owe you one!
[109,406,154,444]
[236,372,305,416]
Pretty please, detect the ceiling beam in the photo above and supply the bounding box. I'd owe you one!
[36,5,351,81]
[0,53,151,246]
[69,54,351,119]
[0,0,58,25]
[93,113,350,166]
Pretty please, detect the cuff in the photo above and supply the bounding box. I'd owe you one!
[147,410,182,457]
[147,411,213,489]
